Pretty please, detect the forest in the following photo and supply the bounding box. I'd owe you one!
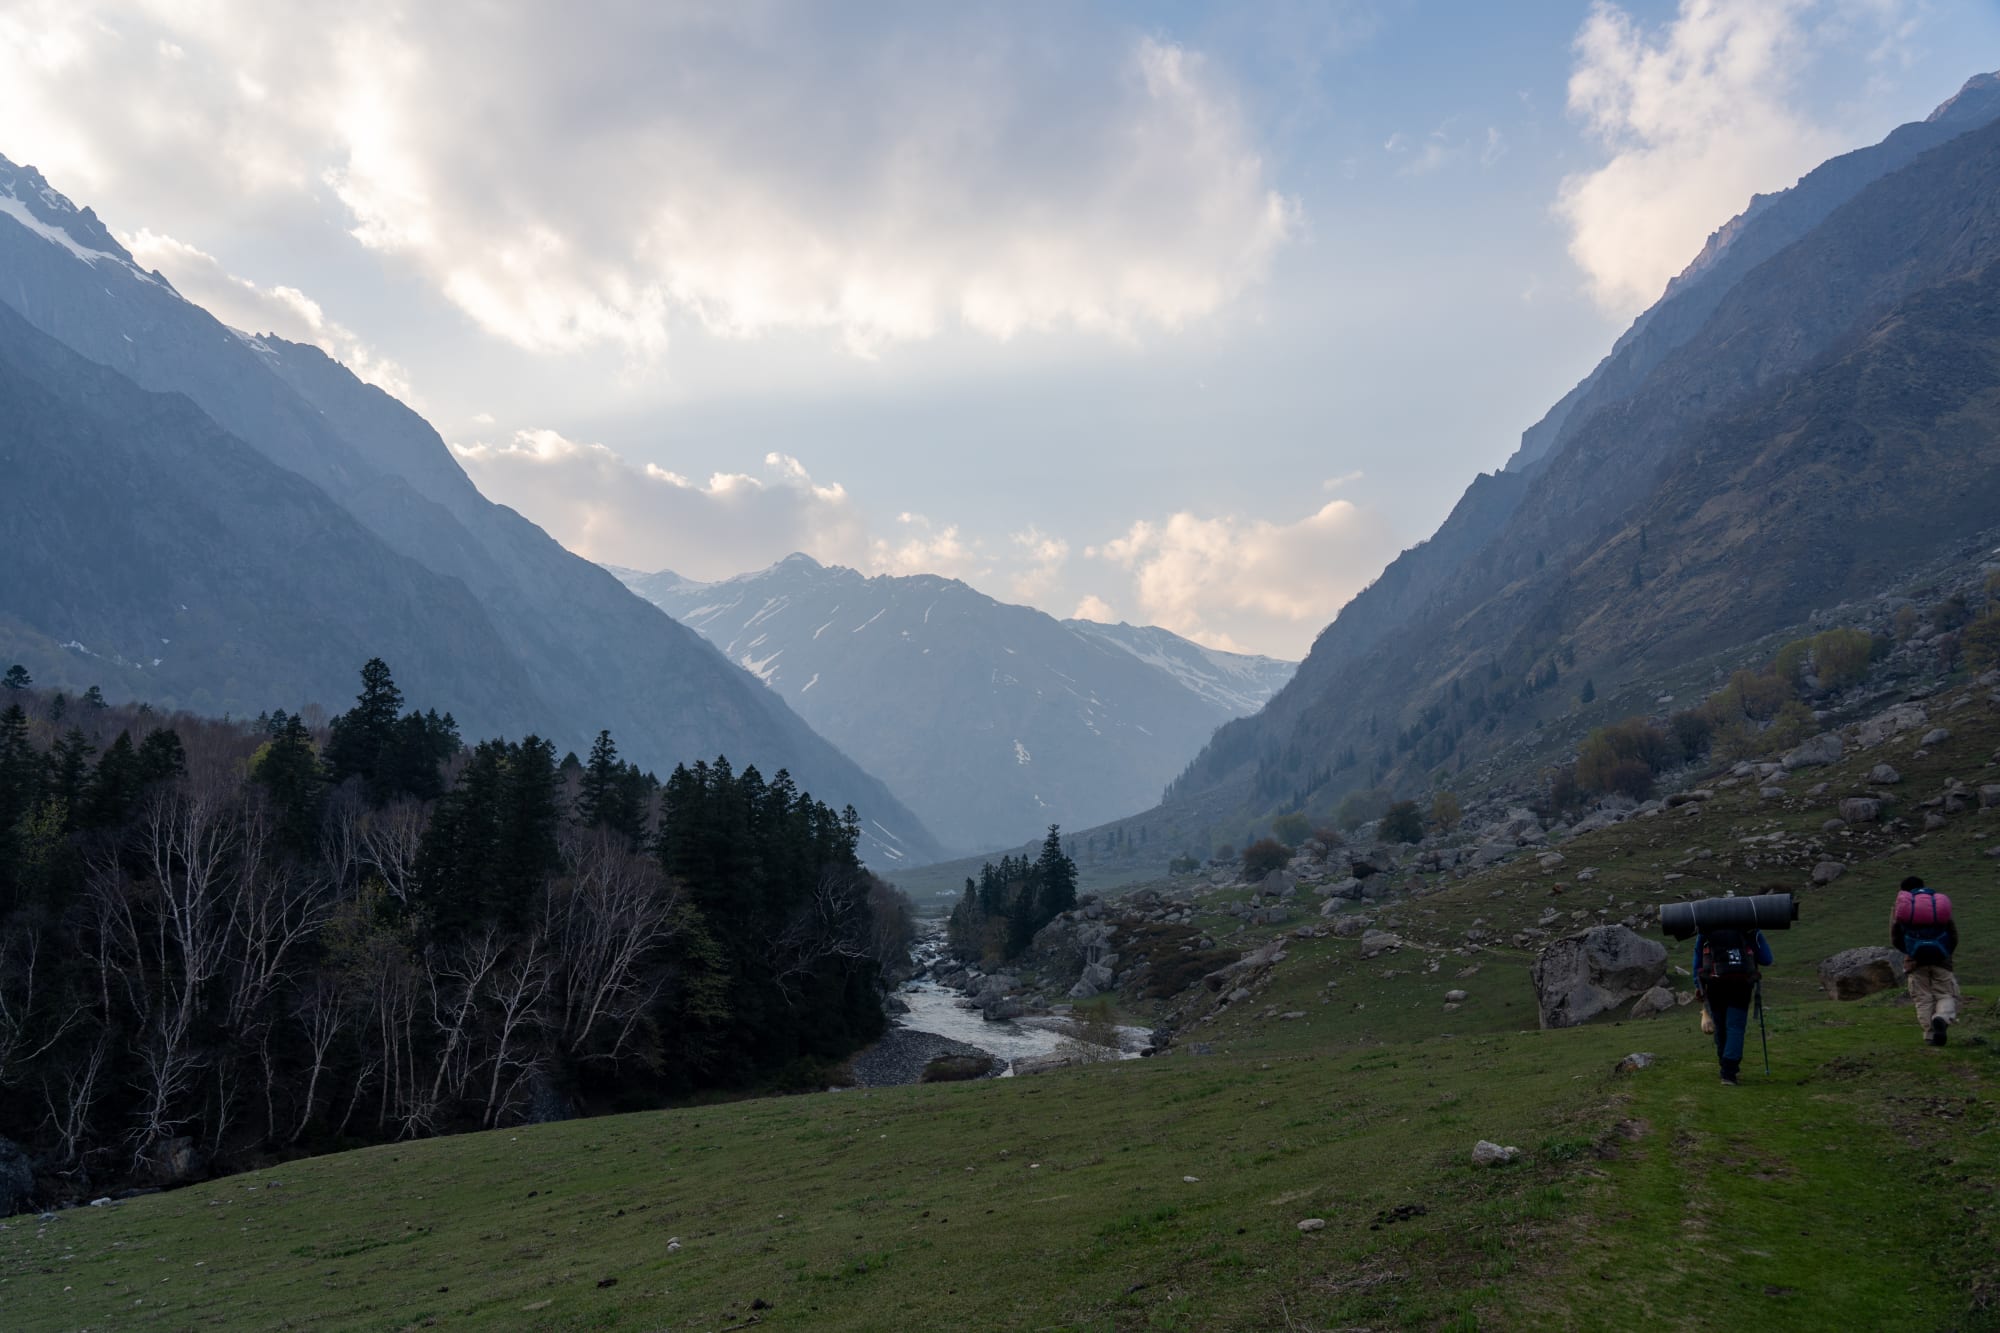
[0,659,913,1200]
[943,826,1078,966]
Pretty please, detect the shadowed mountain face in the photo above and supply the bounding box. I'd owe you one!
[620,557,1293,852]
[1158,76,2000,833]
[0,155,942,867]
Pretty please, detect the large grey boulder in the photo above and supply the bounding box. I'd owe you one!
[1782,733,1843,769]
[0,1137,33,1218]
[1629,985,1677,1020]
[1817,947,1907,1001]
[1810,860,1846,886]
[1837,797,1882,823]
[1359,930,1402,959]
[1855,704,1927,747]
[1531,926,1669,1030]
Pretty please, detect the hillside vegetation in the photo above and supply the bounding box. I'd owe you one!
[6,674,1995,1329]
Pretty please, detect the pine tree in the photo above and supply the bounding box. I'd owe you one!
[82,685,107,710]
[2,665,29,690]
[1035,823,1078,922]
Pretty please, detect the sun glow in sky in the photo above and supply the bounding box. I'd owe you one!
[3,0,1995,654]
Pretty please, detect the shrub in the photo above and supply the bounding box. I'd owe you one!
[1310,825,1345,849]
[1763,699,1816,751]
[1242,837,1292,878]
[1545,763,1581,813]
[1601,758,1655,801]
[1810,628,1875,690]
[1576,717,1671,793]
[1380,800,1425,844]
[1667,710,1713,764]
[1963,612,2000,674]
[1270,811,1312,846]
[1429,791,1462,832]
[1167,855,1200,875]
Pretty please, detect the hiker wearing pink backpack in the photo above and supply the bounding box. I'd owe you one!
[1891,875,1959,1046]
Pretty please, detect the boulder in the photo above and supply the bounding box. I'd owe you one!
[1817,947,1907,1001]
[1782,733,1843,769]
[1980,785,2000,809]
[1530,925,1669,1030]
[1328,913,1372,938]
[1837,797,1882,823]
[0,1137,32,1218]
[1471,1140,1520,1167]
[1297,1217,1327,1233]
[1614,1052,1655,1074]
[1444,989,1469,1003]
[1921,728,1952,747]
[1629,985,1677,1020]
[1868,764,1902,785]
[1359,930,1402,959]
[1537,852,1565,871]
[142,1134,205,1186]
[1261,869,1298,897]
[1470,842,1513,867]
[1810,860,1846,886]
[1855,703,1927,747]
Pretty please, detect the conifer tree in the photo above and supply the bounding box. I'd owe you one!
[2,664,29,690]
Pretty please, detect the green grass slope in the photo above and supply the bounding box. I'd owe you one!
[5,692,1997,1330]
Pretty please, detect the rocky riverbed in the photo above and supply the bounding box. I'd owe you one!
[845,1027,996,1088]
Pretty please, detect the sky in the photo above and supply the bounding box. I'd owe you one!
[3,0,1996,657]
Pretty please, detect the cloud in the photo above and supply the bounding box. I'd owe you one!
[1071,594,1118,623]
[4,5,1296,360]
[1088,499,1398,655]
[450,433,869,579]
[869,514,987,582]
[121,228,412,399]
[1008,526,1070,601]
[1555,0,1911,316]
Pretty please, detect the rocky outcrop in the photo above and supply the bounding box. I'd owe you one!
[1782,733,1843,769]
[1817,947,1908,1001]
[1531,926,1668,1029]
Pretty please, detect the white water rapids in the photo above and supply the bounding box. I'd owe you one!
[892,925,1151,1075]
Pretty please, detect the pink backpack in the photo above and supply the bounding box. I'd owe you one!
[1894,888,1953,927]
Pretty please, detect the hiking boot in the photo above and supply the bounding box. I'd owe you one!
[1932,1017,1948,1047]
[1720,1065,1740,1086]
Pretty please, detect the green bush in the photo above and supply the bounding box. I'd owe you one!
[1270,811,1311,846]
[1964,612,2000,674]
[1242,837,1292,878]
[1577,717,1671,793]
[1380,800,1425,844]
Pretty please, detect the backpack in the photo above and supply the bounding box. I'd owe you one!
[1700,929,1760,983]
[1897,887,1954,966]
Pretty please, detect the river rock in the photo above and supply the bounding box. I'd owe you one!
[1531,925,1668,1030]
[1817,947,1908,1001]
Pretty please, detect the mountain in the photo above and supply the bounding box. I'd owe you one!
[0,155,942,866]
[1153,73,2000,842]
[617,556,1294,851]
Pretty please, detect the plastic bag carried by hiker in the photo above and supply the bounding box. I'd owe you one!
[1891,875,1960,1046]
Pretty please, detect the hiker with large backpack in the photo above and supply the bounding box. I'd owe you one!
[1891,875,1960,1046]
[1694,925,1774,1085]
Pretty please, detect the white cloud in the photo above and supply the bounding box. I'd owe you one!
[122,228,412,399]
[3,5,1296,360]
[450,432,869,579]
[1071,594,1118,623]
[1088,499,1398,655]
[1555,0,1911,316]
[1008,526,1070,601]
[870,514,986,582]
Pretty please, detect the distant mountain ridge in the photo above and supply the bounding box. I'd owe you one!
[0,154,943,866]
[618,556,1293,852]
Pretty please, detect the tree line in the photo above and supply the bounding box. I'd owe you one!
[944,826,1078,967]
[0,659,912,1201]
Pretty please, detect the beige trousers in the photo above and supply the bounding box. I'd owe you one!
[1909,965,1960,1030]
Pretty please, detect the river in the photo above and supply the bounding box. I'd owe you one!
[891,926,1151,1074]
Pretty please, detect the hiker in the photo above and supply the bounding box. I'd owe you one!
[1891,875,1959,1046]
[1694,925,1773,1085]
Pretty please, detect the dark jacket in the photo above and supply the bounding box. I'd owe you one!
[1693,931,1773,994]
[1892,916,1958,970]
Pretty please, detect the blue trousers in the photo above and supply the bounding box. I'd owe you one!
[1705,985,1751,1069]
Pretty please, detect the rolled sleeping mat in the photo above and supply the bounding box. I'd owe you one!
[1658,891,1799,941]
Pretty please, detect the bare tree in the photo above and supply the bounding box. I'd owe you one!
[357,797,429,906]
[481,937,551,1127]
[770,867,871,1007]
[545,829,679,1064]
[287,978,348,1144]
[0,920,84,1087]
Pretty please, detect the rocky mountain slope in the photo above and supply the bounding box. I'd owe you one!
[0,155,941,865]
[1156,78,2000,843]
[620,556,1293,851]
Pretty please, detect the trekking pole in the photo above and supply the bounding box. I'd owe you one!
[1755,979,1769,1075]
